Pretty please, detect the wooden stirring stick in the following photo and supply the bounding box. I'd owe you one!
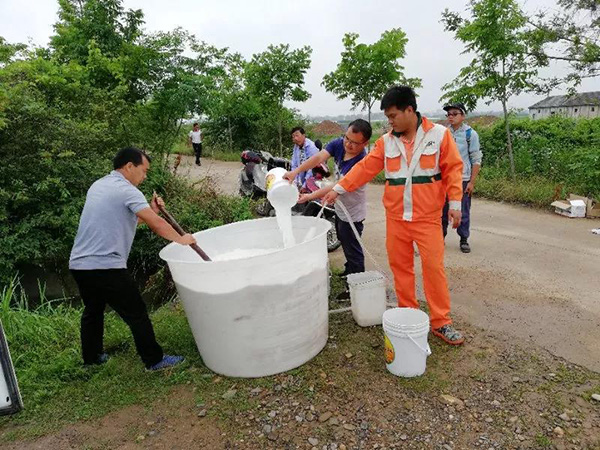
[156,202,211,261]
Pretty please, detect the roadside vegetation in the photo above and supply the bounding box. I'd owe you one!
[2,274,599,449]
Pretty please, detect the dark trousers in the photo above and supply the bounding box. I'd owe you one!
[192,143,202,163]
[335,217,365,275]
[442,180,471,240]
[71,269,163,368]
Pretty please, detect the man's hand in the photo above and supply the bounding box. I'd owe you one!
[283,170,297,183]
[323,191,339,205]
[448,209,461,229]
[177,233,197,246]
[151,192,165,214]
[298,193,312,204]
[465,181,475,196]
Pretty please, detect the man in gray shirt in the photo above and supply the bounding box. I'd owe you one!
[70,147,196,370]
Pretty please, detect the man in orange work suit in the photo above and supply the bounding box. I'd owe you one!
[323,86,465,345]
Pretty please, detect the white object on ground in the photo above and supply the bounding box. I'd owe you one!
[383,307,431,378]
[591,229,600,235]
[0,362,11,409]
[347,271,387,327]
[159,216,331,378]
[551,199,587,218]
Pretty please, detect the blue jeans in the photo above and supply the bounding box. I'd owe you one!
[442,180,471,240]
[335,217,365,275]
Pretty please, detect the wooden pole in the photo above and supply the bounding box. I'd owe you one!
[157,204,212,261]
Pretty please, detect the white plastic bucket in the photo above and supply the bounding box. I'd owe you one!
[346,271,387,327]
[382,308,432,377]
[266,167,298,209]
[159,216,331,378]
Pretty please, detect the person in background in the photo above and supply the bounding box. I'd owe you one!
[323,86,466,345]
[442,103,482,253]
[188,123,203,166]
[69,147,196,370]
[290,127,320,188]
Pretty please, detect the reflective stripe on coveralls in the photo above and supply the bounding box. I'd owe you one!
[382,123,446,222]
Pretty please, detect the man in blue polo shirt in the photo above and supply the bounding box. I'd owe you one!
[284,119,372,276]
[290,127,320,188]
[70,147,196,371]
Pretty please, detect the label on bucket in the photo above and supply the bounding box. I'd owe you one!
[384,334,395,364]
[265,173,276,191]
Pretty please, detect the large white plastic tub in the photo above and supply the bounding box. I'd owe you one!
[159,216,331,378]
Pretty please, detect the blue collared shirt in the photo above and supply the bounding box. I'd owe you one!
[291,137,320,186]
[448,123,482,181]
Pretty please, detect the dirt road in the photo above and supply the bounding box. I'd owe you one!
[182,157,600,372]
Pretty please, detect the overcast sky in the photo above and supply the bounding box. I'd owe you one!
[2,0,599,117]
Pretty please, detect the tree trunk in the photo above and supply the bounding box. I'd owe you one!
[367,101,373,152]
[278,111,283,157]
[501,59,516,181]
[502,100,516,180]
[228,117,233,152]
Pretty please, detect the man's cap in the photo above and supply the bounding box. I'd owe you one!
[443,103,467,115]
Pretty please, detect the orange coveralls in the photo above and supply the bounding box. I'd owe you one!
[334,116,463,328]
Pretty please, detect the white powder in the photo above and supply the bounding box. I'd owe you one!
[274,208,295,248]
[212,248,279,262]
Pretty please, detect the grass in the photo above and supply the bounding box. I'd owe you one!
[535,433,553,448]
[4,272,600,447]
[172,141,241,162]
[0,278,211,440]
[475,167,571,208]
[370,166,576,208]
[0,270,452,441]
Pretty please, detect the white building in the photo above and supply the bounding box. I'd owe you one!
[529,91,600,119]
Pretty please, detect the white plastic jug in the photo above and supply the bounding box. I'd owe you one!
[266,167,298,209]
[383,308,431,377]
[346,271,387,327]
[160,216,331,378]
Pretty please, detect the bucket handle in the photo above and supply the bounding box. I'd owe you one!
[405,333,432,356]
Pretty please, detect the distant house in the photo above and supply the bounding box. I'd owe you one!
[529,91,600,119]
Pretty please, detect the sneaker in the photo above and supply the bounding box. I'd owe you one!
[84,353,109,366]
[147,355,185,371]
[432,324,465,345]
[460,239,471,253]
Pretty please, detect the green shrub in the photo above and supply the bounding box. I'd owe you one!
[475,167,569,207]
[475,116,600,198]
[0,277,201,436]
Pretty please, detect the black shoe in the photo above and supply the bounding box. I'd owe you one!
[84,353,109,366]
[196,161,201,166]
[336,290,350,300]
[460,239,471,253]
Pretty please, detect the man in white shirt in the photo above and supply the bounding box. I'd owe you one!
[188,123,203,166]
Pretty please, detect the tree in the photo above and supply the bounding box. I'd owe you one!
[51,0,144,64]
[322,29,422,125]
[0,0,240,281]
[441,0,540,179]
[245,44,312,154]
[526,0,600,90]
